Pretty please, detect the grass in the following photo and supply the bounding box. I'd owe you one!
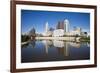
[80,37,90,42]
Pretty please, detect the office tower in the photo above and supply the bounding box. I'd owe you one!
[64,19,69,32]
[56,19,69,33]
[45,22,49,33]
[56,21,64,29]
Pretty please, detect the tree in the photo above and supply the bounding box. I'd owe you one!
[21,34,30,42]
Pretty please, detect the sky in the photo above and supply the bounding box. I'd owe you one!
[21,10,90,34]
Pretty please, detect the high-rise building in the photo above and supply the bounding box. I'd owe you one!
[64,19,69,32]
[56,19,69,33]
[56,21,64,29]
[45,22,49,33]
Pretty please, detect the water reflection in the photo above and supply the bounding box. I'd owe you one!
[42,40,69,56]
[21,40,90,63]
[53,40,64,47]
[69,42,81,48]
[28,40,36,48]
[22,40,36,48]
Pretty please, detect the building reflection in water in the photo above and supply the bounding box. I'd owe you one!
[53,40,69,57]
[53,40,64,47]
[28,40,36,48]
[21,40,90,62]
[69,42,81,48]
[42,40,53,54]
[41,40,87,57]
[87,42,90,47]
[42,40,77,57]
[22,40,89,57]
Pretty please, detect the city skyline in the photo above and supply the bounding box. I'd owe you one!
[21,10,90,34]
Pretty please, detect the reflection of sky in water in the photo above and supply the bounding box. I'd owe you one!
[21,40,90,63]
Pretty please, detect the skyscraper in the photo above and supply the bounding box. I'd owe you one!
[56,19,70,33]
[64,19,69,32]
[56,21,64,29]
[45,22,49,33]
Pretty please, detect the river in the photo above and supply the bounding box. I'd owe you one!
[21,40,90,63]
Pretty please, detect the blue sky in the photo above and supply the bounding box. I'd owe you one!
[21,10,90,34]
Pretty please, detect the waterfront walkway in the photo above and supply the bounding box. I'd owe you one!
[35,37,76,41]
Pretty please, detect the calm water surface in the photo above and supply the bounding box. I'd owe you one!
[21,40,90,63]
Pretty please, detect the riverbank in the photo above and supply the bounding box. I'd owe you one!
[21,41,29,46]
[21,37,90,46]
[35,37,76,41]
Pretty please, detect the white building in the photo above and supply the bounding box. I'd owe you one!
[53,19,70,37]
[64,19,70,32]
[44,22,53,36]
[44,19,86,37]
[45,22,49,33]
[53,29,64,37]
[70,27,82,36]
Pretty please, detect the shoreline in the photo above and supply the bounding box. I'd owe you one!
[35,37,76,41]
[21,37,90,45]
